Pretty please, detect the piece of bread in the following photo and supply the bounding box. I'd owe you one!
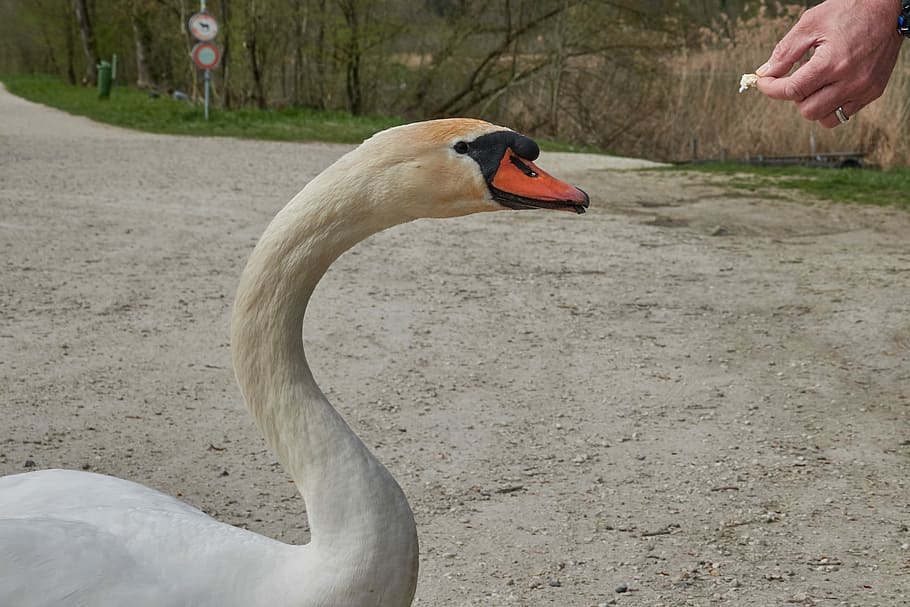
[739,73,759,93]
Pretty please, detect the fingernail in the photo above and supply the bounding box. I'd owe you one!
[755,62,771,76]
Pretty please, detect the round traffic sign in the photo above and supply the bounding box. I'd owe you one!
[191,42,221,70]
[188,12,219,41]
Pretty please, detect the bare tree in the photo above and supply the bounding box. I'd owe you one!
[220,0,233,108]
[130,1,155,88]
[313,0,329,109]
[72,0,98,84]
[0,0,696,160]
[337,0,363,115]
[63,1,77,85]
[428,2,572,117]
[243,0,268,109]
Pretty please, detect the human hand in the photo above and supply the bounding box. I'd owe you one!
[755,0,904,128]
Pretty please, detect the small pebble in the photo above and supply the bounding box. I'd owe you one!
[615,582,629,593]
[23,459,36,469]
[548,578,561,587]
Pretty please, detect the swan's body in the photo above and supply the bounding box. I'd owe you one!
[0,119,588,606]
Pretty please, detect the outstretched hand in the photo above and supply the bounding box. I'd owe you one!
[755,0,903,128]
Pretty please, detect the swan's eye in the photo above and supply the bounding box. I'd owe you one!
[453,141,469,154]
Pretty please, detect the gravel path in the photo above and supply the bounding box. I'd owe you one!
[1,84,909,606]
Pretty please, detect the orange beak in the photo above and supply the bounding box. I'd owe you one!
[489,152,589,214]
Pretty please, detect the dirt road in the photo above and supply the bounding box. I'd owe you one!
[1,85,908,605]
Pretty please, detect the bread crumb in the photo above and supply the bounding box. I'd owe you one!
[739,73,759,93]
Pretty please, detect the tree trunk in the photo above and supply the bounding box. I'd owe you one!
[220,0,233,109]
[548,0,569,134]
[130,4,154,89]
[291,0,305,106]
[339,0,363,115]
[247,40,266,108]
[64,2,77,85]
[245,14,267,109]
[313,0,327,109]
[72,0,97,85]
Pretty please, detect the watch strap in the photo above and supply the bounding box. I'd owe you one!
[899,1,910,37]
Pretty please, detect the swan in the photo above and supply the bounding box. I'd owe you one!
[0,118,589,606]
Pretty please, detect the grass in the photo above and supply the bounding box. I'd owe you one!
[670,162,910,210]
[1,73,403,144]
[534,138,606,155]
[0,74,603,154]
[0,74,606,153]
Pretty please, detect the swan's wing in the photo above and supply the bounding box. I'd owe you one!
[0,470,205,605]
[0,469,293,606]
[0,518,172,607]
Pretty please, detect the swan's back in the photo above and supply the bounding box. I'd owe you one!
[0,470,297,607]
[0,469,206,517]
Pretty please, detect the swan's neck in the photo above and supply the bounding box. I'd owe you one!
[230,159,418,602]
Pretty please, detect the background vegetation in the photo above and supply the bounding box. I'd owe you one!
[0,72,403,142]
[3,0,910,166]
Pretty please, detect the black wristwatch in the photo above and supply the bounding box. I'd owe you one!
[899,1,910,37]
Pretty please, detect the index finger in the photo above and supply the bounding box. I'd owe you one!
[755,55,834,101]
[758,5,821,78]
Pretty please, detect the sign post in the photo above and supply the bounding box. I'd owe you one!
[188,2,220,120]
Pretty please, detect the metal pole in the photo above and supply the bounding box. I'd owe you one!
[201,0,210,120]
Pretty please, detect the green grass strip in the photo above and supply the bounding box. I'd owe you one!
[0,74,607,154]
[670,162,910,210]
[1,73,403,144]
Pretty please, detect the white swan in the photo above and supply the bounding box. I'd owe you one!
[0,118,589,606]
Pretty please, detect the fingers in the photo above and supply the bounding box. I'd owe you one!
[816,102,860,129]
[817,113,842,130]
[788,77,866,128]
[756,8,820,78]
[794,82,848,121]
[756,56,836,102]
[796,88,866,129]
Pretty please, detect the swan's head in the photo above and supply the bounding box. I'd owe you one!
[354,118,589,220]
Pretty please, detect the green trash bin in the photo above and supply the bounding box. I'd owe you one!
[97,61,112,98]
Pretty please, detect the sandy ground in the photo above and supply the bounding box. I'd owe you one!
[1,84,909,606]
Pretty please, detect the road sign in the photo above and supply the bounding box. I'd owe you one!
[191,42,221,70]
[189,4,218,121]
[188,12,219,41]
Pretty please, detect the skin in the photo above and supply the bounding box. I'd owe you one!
[755,0,904,128]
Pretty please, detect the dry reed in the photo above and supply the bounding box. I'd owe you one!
[648,3,910,167]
